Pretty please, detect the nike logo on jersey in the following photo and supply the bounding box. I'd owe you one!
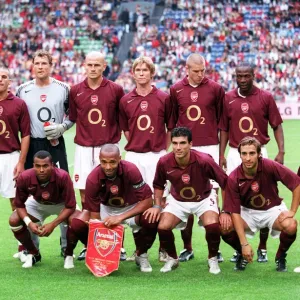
[239,182,245,187]
[229,100,236,104]
[176,89,183,93]
[127,99,135,103]
[77,92,84,96]
[167,170,175,174]
[25,90,31,93]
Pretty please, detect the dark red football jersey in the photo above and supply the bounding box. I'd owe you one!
[15,168,76,208]
[218,86,282,148]
[69,78,124,146]
[170,77,224,146]
[153,150,227,202]
[119,86,175,152]
[0,92,30,153]
[85,160,152,212]
[224,158,300,213]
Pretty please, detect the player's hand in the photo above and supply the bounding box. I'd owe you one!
[219,213,232,232]
[28,222,43,236]
[103,216,122,227]
[39,222,56,237]
[219,156,227,171]
[143,207,161,223]
[274,152,284,165]
[13,161,24,180]
[242,244,254,263]
[44,122,67,139]
[278,210,295,223]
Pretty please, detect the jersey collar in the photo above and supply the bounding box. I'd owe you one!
[182,76,208,86]
[131,85,157,97]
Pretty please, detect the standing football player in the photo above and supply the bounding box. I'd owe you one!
[16,50,73,256]
[170,53,225,262]
[69,51,124,260]
[145,127,227,274]
[219,62,284,263]
[222,137,299,272]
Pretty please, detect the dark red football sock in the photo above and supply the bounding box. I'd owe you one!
[13,226,38,255]
[221,230,242,253]
[276,231,296,259]
[18,244,26,252]
[71,218,88,246]
[65,226,79,257]
[180,214,193,251]
[158,229,177,259]
[258,227,269,250]
[205,223,220,258]
[135,214,158,256]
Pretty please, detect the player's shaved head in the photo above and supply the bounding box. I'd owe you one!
[186,53,205,67]
[236,63,254,75]
[0,67,9,75]
[100,144,120,156]
[85,51,106,62]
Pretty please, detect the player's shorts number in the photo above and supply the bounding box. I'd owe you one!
[186,105,205,124]
[0,120,10,138]
[137,115,154,133]
[179,187,201,201]
[239,117,258,135]
[88,108,106,126]
[250,194,271,208]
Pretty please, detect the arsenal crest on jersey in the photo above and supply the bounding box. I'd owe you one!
[42,191,50,200]
[241,102,249,113]
[91,95,98,105]
[251,181,259,192]
[110,185,118,195]
[74,174,79,182]
[40,94,47,102]
[190,91,198,102]
[0,106,3,116]
[182,174,190,184]
[140,101,148,111]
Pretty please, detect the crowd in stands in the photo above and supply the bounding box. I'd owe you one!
[116,0,300,102]
[0,0,124,92]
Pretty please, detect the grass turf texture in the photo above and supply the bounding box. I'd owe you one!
[1,120,300,300]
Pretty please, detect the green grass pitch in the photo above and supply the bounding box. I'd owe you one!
[1,120,300,300]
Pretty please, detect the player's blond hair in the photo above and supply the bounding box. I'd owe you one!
[238,136,261,155]
[132,56,155,76]
[32,50,53,65]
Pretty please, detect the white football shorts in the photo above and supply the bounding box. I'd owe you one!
[241,202,288,238]
[192,144,219,188]
[162,189,219,230]
[73,143,119,189]
[0,151,19,198]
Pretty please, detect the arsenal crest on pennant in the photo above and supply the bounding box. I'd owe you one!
[40,94,47,102]
[182,174,190,184]
[140,101,148,111]
[86,220,124,277]
[241,102,249,113]
[91,95,98,105]
[190,91,198,102]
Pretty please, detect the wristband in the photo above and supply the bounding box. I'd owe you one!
[153,205,162,211]
[221,210,231,215]
[23,216,32,226]
[241,243,249,247]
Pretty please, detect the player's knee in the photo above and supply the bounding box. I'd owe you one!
[9,211,21,227]
[71,217,88,233]
[283,218,297,235]
[158,221,173,231]
[139,214,158,229]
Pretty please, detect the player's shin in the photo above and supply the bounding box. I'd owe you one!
[204,223,221,258]
[276,231,297,259]
[70,218,88,246]
[180,214,194,252]
[157,229,177,259]
[65,226,79,257]
[221,230,242,254]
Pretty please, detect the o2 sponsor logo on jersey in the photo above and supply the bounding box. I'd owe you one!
[251,181,259,192]
[241,103,249,113]
[40,94,47,102]
[110,185,118,195]
[42,191,50,200]
[190,91,198,102]
[91,95,98,105]
[94,228,119,257]
[0,106,3,116]
[74,174,79,182]
[182,174,190,184]
[140,101,148,111]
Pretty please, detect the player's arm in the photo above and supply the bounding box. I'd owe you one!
[104,197,152,227]
[124,131,130,141]
[166,130,172,150]
[219,130,228,170]
[273,124,285,164]
[14,135,30,180]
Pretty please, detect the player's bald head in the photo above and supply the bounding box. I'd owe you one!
[100,144,120,156]
[85,51,106,62]
[186,54,205,67]
[236,63,254,75]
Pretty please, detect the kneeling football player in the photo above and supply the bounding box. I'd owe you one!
[64,144,158,272]
[144,127,228,274]
[9,151,78,268]
[222,137,299,272]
